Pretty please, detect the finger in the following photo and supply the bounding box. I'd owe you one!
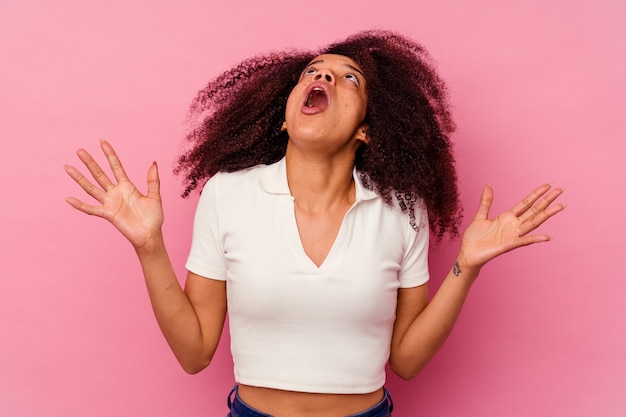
[64,196,106,217]
[518,187,564,224]
[473,184,494,221]
[512,233,553,249]
[100,139,130,184]
[519,200,566,236]
[146,161,161,201]
[76,148,115,191]
[64,164,105,202]
[510,183,552,217]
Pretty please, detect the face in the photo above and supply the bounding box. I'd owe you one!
[283,54,368,153]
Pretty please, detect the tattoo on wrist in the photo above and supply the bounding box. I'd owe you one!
[453,261,462,276]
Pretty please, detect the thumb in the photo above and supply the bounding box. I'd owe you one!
[474,184,493,221]
[146,161,161,200]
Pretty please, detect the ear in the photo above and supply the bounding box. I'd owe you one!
[281,121,288,132]
[354,124,370,144]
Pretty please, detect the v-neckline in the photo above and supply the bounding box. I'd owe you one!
[286,198,356,271]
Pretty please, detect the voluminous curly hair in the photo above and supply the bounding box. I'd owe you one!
[175,30,462,238]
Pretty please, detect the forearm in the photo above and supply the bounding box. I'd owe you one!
[390,257,480,379]
[391,183,565,379]
[135,233,213,373]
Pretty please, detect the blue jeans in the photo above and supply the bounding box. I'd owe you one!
[226,385,394,417]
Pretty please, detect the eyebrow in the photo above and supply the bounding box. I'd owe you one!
[306,60,365,78]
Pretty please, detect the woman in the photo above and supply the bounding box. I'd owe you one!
[64,31,565,416]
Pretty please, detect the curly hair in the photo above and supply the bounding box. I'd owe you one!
[175,30,462,238]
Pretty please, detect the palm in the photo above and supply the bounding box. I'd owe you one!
[65,140,164,249]
[100,181,163,246]
[460,184,565,270]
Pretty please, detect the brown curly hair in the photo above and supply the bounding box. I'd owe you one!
[175,30,462,238]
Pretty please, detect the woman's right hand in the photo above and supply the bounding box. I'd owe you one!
[64,140,164,250]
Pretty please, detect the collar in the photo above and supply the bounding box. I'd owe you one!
[258,157,379,202]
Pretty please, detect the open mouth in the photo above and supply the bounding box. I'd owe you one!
[305,87,328,108]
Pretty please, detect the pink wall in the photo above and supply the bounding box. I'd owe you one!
[1,0,624,415]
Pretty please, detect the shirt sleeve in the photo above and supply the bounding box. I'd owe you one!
[397,206,430,288]
[185,175,228,281]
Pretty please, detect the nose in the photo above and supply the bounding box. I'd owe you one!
[314,70,333,83]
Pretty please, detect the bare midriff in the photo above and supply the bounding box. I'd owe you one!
[237,384,385,417]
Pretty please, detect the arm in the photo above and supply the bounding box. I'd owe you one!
[65,140,225,373]
[135,238,227,374]
[390,183,565,379]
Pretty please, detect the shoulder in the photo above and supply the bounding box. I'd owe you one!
[207,163,267,187]
[201,161,279,196]
[355,171,429,234]
[197,159,287,213]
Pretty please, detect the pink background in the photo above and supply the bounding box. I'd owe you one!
[1,0,624,415]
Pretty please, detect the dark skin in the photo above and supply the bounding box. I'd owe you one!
[65,54,565,416]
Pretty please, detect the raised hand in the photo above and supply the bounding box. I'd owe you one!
[64,140,164,250]
[458,183,565,272]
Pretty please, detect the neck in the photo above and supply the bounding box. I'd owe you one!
[285,146,356,213]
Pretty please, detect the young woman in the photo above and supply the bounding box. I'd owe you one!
[64,31,565,417]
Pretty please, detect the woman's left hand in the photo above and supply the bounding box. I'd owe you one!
[458,183,565,273]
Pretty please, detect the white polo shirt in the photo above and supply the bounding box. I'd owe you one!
[186,157,430,394]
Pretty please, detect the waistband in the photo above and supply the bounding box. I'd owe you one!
[227,385,394,417]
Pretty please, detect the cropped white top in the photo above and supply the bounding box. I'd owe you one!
[186,157,430,394]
